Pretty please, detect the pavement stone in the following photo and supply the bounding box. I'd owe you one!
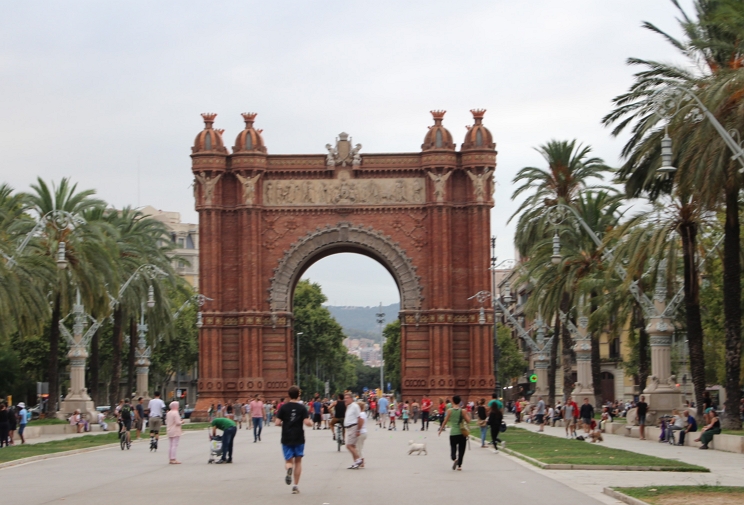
[1,421,605,505]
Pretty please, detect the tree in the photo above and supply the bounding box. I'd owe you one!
[496,324,527,394]
[25,178,112,411]
[293,280,355,397]
[510,140,611,400]
[382,320,401,393]
[603,0,744,428]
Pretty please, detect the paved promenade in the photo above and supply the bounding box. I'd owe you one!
[510,416,744,503]
[3,422,604,505]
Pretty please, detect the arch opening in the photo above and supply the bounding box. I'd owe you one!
[268,223,423,314]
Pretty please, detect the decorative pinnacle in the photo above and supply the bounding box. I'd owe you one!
[201,113,217,128]
[430,110,446,125]
[241,112,257,126]
[470,109,486,123]
[216,129,225,137]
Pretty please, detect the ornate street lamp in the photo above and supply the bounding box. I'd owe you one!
[658,130,677,175]
[551,231,561,265]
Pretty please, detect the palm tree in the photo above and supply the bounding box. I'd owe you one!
[104,207,174,408]
[24,178,113,412]
[0,184,55,337]
[510,140,611,401]
[522,191,623,406]
[603,0,744,428]
[606,195,713,417]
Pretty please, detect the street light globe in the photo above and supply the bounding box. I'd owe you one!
[196,312,203,328]
[146,285,155,308]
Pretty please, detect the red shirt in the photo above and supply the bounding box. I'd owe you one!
[421,398,432,412]
[438,402,445,414]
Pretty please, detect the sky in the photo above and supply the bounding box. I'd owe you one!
[0,1,693,306]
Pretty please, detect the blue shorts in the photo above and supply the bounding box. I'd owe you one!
[282,444,305,460]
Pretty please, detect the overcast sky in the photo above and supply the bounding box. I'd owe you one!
[0,1,692,306]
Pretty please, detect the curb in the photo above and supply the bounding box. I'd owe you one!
[603,488,651,505]
[0,429,207,470]
[0,443,119,470]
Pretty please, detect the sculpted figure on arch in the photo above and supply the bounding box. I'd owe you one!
[427,170,452,203]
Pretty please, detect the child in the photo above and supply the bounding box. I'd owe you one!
[97,411,108,431]
[402,402,410,431]
[388,408,397,430]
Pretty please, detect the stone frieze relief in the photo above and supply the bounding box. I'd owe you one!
[263,175,425,206]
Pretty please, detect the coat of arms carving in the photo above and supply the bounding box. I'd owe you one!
[325,132,362,167]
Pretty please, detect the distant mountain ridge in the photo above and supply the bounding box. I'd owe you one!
[326,303,400,338]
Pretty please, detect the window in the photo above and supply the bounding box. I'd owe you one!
[204,131,212,150]
[435,130,443,148]
[476,129,483,147]
[177,238,185,248]
[186,234,195,249]
[609,338,620,360]
[245,133,252,150]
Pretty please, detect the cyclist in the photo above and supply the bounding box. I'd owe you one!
[119,398,133,448]
[329,393,346,443]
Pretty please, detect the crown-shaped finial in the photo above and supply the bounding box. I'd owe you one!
[201,113,217,128]
[241,112,257,126]
[215,129,225,137]
[430,110,446,125]
[470,109,486,123]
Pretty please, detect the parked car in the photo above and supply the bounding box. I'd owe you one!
[183,407,194,419]
[96,406,110,413]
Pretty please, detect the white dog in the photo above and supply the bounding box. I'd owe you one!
[408,440,427,455]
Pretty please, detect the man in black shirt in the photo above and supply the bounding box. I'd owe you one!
[275,385,312,495]
[636,395,648,440]
[330,393,346,443]
[579,398,594,433]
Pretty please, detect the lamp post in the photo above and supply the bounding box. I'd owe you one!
[296,331,303,391]
[1,209,83,270]
[171,293,212,403]
[546,202,690,415]
[376,303,386,393]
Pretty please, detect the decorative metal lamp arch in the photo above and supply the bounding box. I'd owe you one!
[268,222,423,312]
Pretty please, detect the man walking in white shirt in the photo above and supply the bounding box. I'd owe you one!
[147,391,166,451]
[343,393,363,469]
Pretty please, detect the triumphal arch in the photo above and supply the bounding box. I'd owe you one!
[190,110,496,416]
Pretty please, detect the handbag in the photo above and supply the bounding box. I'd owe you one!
[459,409,470,437]
[500,421,507,433]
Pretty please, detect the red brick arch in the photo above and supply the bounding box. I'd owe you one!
[190,111,496,419]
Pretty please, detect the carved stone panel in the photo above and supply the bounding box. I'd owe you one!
[263,173,425,206]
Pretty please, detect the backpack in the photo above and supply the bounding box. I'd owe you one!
[121,405,131,421]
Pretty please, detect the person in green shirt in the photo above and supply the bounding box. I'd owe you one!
[211,416,237,464]
[437,395,470,471]
[488,393,503,411]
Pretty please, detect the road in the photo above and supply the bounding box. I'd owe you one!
[2,422,605,504]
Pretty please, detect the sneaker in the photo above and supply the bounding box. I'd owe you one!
[292,486,299,494]
[215,460,227,464]
[452,460,457,470]
[285,467,293,485]
[348,463,360,469]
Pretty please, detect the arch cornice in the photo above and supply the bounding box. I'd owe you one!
[268,222,423,312]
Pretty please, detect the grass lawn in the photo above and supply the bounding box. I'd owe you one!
[481,426,707,471]
[613,486,744,504]
[721,429,744,436]
[0,433,122,464]
[27,418,68,425]
[0,423,210,465]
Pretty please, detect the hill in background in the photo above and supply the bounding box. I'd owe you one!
[326,303,400,340]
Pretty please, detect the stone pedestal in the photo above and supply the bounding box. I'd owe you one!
[58,356,97,422]
[531,354,549,403]
[136,366,151,401]
[643,314,683,422]
[572,338,594,399]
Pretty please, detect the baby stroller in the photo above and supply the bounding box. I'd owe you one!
[208,435,223,464]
